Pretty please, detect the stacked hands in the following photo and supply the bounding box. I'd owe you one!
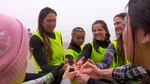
[62,57,102,84]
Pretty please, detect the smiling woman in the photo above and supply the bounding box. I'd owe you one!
[77,20,111,64]
[26,7,64,83]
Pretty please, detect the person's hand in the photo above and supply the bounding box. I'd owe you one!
[80,61,102,80]
[71,59,78,71]
[76,57,85,69]
[76,71,90,84]
[86,59,95,65]
[61,58,70,71]
[63,65,77,80]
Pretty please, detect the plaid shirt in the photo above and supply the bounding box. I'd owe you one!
[96,43,115,69]
[112,64,150,83]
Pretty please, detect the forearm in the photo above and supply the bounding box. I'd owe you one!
[100,69,113,80]
[33,51,54,72]
[60,78,71,84]
[112,64,148,83]
[97,44,115,69]
[77,43,92,62]
[30,35,53,72]
[88,78,113,84]
[24,73,47,81]
[65,55,73,65]
[23,73,54,84]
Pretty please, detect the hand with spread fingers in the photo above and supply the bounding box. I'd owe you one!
[80,60,102,80]
[61,58,70,71]
[76,57,85,70]
[75,71,90,84]
[63,65,77,80]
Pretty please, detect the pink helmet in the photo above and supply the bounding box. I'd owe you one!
[0,14,29,84]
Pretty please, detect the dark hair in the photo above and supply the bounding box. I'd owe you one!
[92,20,111,53]
[28,28,30,31]
[92,20,110,42]
[114,12,127,65]
[38,7,57,60]
[128,0,150,34]
[128,0,150,64]
[114,12,127,20]
[70,27,85,45]
[127,0,150,82]
[71,27,85,37]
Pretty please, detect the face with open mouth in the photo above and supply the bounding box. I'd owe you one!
[42,12,56,32]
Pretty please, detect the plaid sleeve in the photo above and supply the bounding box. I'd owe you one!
[96,43,116,69]
[112,64,148,83]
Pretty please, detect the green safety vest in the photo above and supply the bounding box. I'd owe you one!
[65,45,84,84]
[111,39,129,68]
[112,40,138,83]
[65,45,83,60]
[32,30,64,72]
[90,41,107,63]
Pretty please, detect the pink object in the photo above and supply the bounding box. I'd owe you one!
[0,14,29,84]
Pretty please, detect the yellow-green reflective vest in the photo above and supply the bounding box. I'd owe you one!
[111,39,130,68]
[32,30,64,72]
[90,42,107,63]
[65,45,84,84]
[65,45,84,60]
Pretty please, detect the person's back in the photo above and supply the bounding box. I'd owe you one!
[0,14,29,84]
[0,14,63,84]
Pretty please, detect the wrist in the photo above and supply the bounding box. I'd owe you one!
[63,75,70,79]
[99,69,113,80]
[98,69,103,79]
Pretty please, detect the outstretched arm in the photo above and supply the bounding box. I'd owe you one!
[23,72,54,84]
[112,64,148,83]
[77,43,92,63]
[96,43,116,69]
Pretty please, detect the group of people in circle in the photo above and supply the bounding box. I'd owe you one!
[0,0,150,84]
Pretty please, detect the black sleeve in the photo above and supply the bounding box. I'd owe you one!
[87,78,112,84]
[24,73,47,81]
[77,43,92,62]
[65,55,74,65]
[30,35,54,72]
